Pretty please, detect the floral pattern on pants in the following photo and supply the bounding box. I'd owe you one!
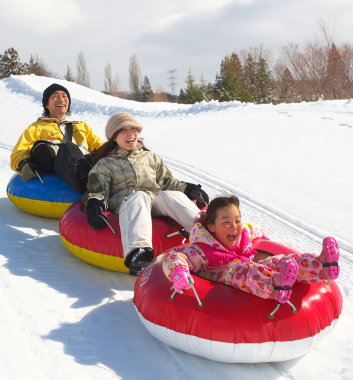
[198,253,324,300]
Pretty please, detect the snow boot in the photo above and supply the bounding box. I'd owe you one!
[271,257,299,303]
[125,247,155,276]
[318,237,340,280]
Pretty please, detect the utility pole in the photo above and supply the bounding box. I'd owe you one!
[167,69,178,96]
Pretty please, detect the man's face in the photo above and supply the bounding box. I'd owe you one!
[46,91,69,118]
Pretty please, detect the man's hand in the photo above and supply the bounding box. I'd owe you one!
[87,199,107,230]
[18,159,41,182]
[184,183,209,208]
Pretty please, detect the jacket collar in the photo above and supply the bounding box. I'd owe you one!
[190,218,230,253]
[108,142,143,159]
[37,115,81,124]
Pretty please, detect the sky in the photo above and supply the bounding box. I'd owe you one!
[1,0,353,94]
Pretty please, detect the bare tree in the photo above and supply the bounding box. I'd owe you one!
[104,63,119,94]
[153,85,170,102]
[27,54,59,78]
[279,18,353,101]
[128,53,141,100]
[76,51,91,88]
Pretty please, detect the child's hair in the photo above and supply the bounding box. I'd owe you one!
[203,194,240,226]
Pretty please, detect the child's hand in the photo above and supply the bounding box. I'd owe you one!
[171,266,194,294]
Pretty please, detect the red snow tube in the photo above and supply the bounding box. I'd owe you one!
[59,200,188,273]
[133,239,342,363]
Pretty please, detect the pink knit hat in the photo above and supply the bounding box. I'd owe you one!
[105,112,143,140]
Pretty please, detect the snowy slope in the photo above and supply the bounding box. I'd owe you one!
[0,75,352,380]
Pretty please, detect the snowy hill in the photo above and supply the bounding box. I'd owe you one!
[0,75,352,380]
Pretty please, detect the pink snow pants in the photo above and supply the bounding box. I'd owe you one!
[201,253,324,300]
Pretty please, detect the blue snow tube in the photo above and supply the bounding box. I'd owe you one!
[6,173,82,218]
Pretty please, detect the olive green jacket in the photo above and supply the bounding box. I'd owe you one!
[83,143,187,212]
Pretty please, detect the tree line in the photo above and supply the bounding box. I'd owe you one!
[180,19,353,104]
[0,49,174,103]
[1,19,352,105]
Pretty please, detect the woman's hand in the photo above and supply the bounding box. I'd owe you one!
[86,199,107,229]
[184,183,209,208]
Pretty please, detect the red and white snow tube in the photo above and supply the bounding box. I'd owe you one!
[133,239,342,363]
[59,200,188,273]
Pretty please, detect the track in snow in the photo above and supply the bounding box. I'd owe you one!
[1,146,352,380]
[165,157,353,290]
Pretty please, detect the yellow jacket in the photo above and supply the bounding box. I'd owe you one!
[11,116,104,172]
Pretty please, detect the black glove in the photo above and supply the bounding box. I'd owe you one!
[87,199,107,230]
[184,183,209,208]
[18,159,42,182]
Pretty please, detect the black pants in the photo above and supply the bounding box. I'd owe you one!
[30,141,87,194]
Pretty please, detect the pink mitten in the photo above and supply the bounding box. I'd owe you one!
[171,266,194,294]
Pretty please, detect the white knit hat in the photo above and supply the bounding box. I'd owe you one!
[105,112,143,140]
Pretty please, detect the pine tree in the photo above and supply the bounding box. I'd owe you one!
[212,53,250,102]
[27,54,38,74]
[257,57,274,104]
[0,48,27,79]
[141,76,154,102]
[198,74,210,102]
[179,69,206,104]
[64,65,75,82]
[276,67,297,103]
[242,53,274,104]
[326,44,349,99]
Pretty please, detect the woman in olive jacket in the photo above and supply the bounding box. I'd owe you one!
[84,112,209,275]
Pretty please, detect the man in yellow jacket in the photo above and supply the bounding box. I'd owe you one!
[11,83,103,193]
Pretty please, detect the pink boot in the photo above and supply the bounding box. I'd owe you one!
[271,258,299,303]
[318,237,340,280]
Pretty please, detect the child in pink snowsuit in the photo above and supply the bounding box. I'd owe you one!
[163,195,340,303]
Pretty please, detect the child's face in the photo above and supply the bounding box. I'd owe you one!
[115,125,140,151]
[207,204,242,247]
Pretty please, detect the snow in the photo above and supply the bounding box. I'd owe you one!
[0,75,352,379]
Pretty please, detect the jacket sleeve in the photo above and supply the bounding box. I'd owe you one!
[11,126,41,172]
[163,245,209,281]
[243,222,269,240]
[82,161,111,210]
[155,154,187,193]
[84,122,104,152]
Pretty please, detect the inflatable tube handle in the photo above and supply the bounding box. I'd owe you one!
[268,302,280,319]
[268,300,298,319]
[35,171,45,184]
[100,215,117,235]
[287,300,298,314]
[90,215,117,235]
[169,279,204,307]
[188,279,204,308]
[169,289,177,300]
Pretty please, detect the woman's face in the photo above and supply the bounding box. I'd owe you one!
[207,204,242,247]
[115,125,140,151]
